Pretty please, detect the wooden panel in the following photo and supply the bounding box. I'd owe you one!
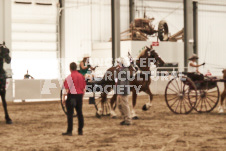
[14,79,62,100]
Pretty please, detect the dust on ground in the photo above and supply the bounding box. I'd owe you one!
[0,95,225,151]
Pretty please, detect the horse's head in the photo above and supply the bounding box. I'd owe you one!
[0,43,11,64]
[223,69,226,79]
[136,46,165,71]
[149,49,165,67]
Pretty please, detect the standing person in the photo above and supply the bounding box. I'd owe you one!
[24,70,34,79]
[79,53,97,81]
[62,62,86,136]
[23,70,34,102]
[116,57,132,125]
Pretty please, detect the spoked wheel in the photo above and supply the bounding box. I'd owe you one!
[158,20,169,41]
[95,98,111,117]
[165,76,197,114]
[60,89,77,117]
[193,83,219,113]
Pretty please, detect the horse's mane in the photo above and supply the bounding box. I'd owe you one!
[138,47,148,58]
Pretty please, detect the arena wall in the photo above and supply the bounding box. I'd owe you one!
[9,77,225,102]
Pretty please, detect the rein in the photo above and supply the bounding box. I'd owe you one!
[206,63,226,70]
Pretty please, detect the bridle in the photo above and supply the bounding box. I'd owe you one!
[128,52,139,73]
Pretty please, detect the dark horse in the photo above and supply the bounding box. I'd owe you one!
[219,69,226,113]
[0,42,12,124]
[96,45,165,118]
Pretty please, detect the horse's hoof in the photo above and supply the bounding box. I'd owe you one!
[112,116,117,119]
[132,116,139,120]
[96,112,101,118]
[142,104,148,111]
[6,120,13,124]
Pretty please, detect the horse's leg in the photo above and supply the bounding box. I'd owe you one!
[96,86,112,117]
[0,89,12,124]
[219,90,226,113]
[110,94,117,118]
[96,92,106,117]
[142,87,153,111]
[220,90,226,106]
[131,91,139,119]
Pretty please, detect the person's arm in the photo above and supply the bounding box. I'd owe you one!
[189,62,202,73]
[62,77,70,105]
[80,61,89,70]
[83,76,86,89]
[82,76,86,94]
[90,66,98,70]
[90,66,94,70]
[62,89,69,105]
[189,62,205,68]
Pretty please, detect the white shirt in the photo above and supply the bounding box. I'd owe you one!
[188,61,197,73]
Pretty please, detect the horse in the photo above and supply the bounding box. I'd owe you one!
[219,69,226,113]
[0,42,12,124]
[97,45,165,119]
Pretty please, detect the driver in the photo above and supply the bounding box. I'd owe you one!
[79,53,97,81]
[187,54,205,81]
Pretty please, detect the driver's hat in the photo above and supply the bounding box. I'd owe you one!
[83,53,90,58]
[188,54,199,60]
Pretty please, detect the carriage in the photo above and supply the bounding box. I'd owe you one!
[165,72,225,114]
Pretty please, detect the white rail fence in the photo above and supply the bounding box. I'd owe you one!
[4,67,225,102]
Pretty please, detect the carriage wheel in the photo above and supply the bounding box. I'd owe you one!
[95,98,111,116]
[60,89,77,117]
[193,84,219,113]
[158,20,169,41]
[165,76,197,114]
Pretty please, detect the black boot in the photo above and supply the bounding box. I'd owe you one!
[62,132,72,136]
[78,129,83,135]
[120,120,131,126]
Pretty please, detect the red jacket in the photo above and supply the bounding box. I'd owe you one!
[64,71,86,94]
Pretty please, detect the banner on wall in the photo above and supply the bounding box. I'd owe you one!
[152,42,159,46]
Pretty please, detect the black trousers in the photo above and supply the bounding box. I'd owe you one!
[187,72,204,81]
[66,94,84,133]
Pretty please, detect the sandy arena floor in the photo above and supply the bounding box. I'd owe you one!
[0,95,225,151]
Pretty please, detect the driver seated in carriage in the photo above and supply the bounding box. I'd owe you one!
[79,53,97,82]
[187,54,205,82]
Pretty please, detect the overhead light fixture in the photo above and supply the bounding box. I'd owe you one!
[14,1,32,4]
[35,3,52,5]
